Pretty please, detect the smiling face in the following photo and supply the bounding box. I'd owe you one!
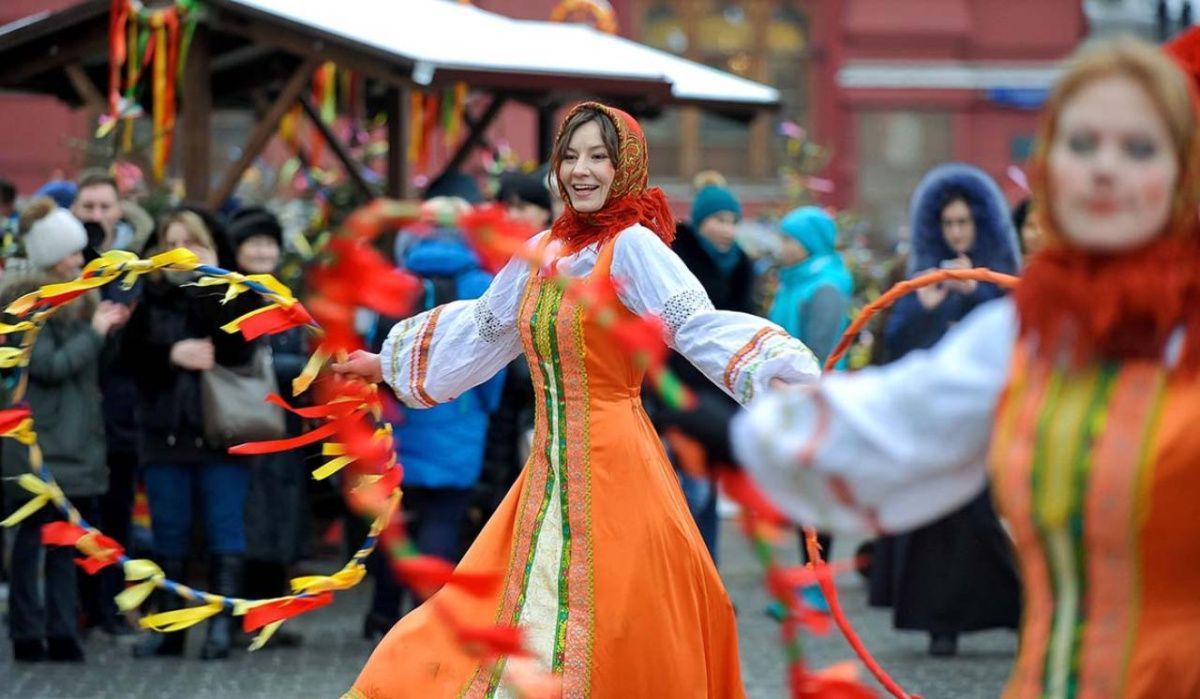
[1047,75,1179,252]
[557,120,616,214]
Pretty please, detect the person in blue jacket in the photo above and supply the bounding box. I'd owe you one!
[362,222,506,639]
[871,162,1022,657]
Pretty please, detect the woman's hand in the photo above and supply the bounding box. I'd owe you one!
[170,338,215,371]
[91,301,131,336]
[942,255,977,294]
[331,350,383,384]
[915,270,950,310]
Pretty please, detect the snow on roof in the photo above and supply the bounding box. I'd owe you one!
[227,0,778,107]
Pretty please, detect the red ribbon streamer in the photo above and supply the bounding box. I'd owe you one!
[242,592,334,632]
[236,302,314,341]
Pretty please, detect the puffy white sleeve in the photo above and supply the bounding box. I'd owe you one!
[731,299,1017,534]
[611,225,820,405]
[378,246,530,408]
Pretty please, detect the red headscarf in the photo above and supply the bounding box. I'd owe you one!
[549,102,675,252]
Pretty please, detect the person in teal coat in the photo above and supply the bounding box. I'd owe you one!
[769,206,853,368]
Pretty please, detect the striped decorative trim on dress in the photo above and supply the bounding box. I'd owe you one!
[1031,366,1111,699]
[991,354,1056,699]
[554,286,595,695]
[723,327,795,402]
[1076,365,1165,698]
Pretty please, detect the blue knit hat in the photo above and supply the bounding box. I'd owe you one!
[779,206,837,256]
[34,180,78,209]
[690,185,742,227]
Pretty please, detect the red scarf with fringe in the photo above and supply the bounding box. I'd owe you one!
[550,102,675,252]
[1014,235,1200,371]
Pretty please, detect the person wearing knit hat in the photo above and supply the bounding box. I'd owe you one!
[655,182,754,566]
[500,171,553,231]
[34,180,77,210]
[25,207,88,276]
[2,205,128,663]
[771,207,853,367]
[690,184,743,266]
[228,207,283,276]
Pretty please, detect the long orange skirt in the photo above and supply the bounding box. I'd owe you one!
[347,240,744,698]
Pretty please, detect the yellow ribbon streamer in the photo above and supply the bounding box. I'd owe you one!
[311,455,355,481]
[248,621,284,651]
[293,347,330,396]
[116,558,166,612]
[116,579,160,612]
[0,474,56,527]
[140,602,224,632]
[0,348,28,369]
[290,564,366,594]
[0,321,34,334]
[2,417,37,445]
[220,303,281,336]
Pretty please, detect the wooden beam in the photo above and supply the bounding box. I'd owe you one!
[296,93,375,201]
[0,26,108,87]
[536,103,558,165]
[182,23,213,201]
[208,55,320,209]
[63,63,106,114]
[385,86,410,199]
[443,95,507,175]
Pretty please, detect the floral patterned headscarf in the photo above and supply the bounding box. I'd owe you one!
[549,102,675,252]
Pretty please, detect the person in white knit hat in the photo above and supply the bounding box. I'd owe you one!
[24,207,88,276]
[2,204,128,663]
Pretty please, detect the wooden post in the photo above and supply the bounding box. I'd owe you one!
[385,86,410,199]
[63,63,107,118]
[443,95,507,175]
[747,0,771,180]
[537,103,558,165]
[677,0,703,181]
[297,93,375,200]
[181,23,213,202]
[207,57,320,209]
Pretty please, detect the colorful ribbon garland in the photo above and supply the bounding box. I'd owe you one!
[102,0,197,180]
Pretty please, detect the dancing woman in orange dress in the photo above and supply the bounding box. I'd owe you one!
[336,102,819,698]
[735,38,1200,698]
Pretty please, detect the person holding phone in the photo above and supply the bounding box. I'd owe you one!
[869,163,1024,657]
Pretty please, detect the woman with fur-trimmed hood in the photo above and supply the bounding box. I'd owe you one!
[870,163,1023,657]
[883,162,1021,357]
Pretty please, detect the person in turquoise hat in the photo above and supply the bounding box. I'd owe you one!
[653,182,756,567]
[770,206,853,368]
[769,206,854,612]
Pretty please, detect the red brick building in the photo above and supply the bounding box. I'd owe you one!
[0,0,88,194]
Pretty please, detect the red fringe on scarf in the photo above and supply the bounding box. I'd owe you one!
[1014,235,1200,372]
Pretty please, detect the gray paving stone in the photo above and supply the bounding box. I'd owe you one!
[1,523,1015,698]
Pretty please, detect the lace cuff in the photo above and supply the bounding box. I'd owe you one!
[660,288,714,344]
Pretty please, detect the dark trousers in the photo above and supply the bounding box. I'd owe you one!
[143,462,250,557]
[368,486,472,621]
[678,470,719,566]
[8,506,79,642]
[80,451,136,629]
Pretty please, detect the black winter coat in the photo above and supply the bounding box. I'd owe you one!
[651,223,756,463]
[122,276,258,465]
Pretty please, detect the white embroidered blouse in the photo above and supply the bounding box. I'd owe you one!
[379,225,820,409]
[731,299,1017,534]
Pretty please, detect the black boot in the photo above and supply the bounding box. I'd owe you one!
[12,639,46,662]
[132,558,187,658]
[200,555,242,660]
[929,632,959,657]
